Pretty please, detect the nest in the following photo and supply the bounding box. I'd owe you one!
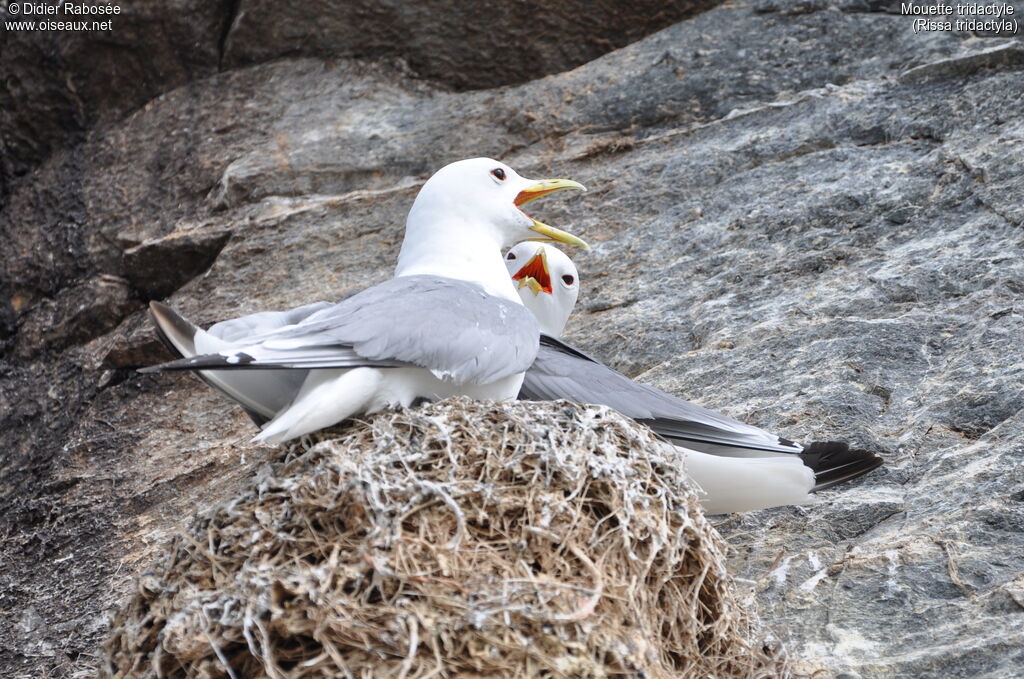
[101,398,790,678]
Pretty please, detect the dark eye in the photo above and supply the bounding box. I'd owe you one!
[561,274,575,286]
[506,251,516,260]
[491,168,506,181]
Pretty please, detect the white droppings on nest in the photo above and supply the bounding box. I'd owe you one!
[101,398,792,679]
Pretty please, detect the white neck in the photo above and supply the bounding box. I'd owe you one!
[395,216,521,303]
[519,292,569,337]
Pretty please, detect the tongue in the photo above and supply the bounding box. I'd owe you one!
[511,252,552,294]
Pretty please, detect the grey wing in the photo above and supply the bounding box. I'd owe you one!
[520,336,802,456]
[146,276,540,385]
[146,301,307,424]
[199,302,334,419]
[205,301,334,343]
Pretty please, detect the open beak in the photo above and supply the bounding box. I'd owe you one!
[515,178,589,249]
[511,248,553,295]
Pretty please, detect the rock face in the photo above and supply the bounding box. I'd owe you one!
[0,0,715,192]
[2,1,1024,677]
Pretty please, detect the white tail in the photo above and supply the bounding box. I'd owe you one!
[680,446,815,514]
[253,368,383,445]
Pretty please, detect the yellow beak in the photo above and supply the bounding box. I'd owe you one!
[517,277,545,295]
[528,221,589,249]
[515,178,589,249]
[515,178,586,207]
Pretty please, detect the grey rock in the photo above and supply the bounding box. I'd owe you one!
[12,274,137,359]
[122,228,231,300]
[0,0,232,190]
[900,42,1024,82]
[0,0,716,193]
[2,1,1024,677]
[93,313,176,371]
[222,0,719,91]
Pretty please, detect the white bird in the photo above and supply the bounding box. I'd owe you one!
[143,158,587,445]
[503,241,883,514]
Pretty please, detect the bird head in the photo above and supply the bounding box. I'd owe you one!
[504,241,580,337]
[407,158,588,250]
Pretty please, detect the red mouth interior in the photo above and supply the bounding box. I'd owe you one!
[511,252,552,294]
[514,188,560,207]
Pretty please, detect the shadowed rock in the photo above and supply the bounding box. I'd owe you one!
[122,229,232,300]
[0,0,718,192]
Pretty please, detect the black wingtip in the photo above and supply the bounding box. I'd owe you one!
[800,441,884,492]
[139,351,266,373]
[148,306,180,356]
[149,302,200,347]
[137,355,200,373]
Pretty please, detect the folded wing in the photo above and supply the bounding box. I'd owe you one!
[520,335,802,456]
[144,275,541,385]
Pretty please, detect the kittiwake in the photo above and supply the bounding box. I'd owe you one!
[504,241,883,514]
[142,158,587,445]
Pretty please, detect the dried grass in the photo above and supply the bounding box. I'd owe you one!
[100,398,791,678]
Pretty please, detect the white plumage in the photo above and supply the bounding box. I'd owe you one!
[503,241,881,514]
[144,158,587,445]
